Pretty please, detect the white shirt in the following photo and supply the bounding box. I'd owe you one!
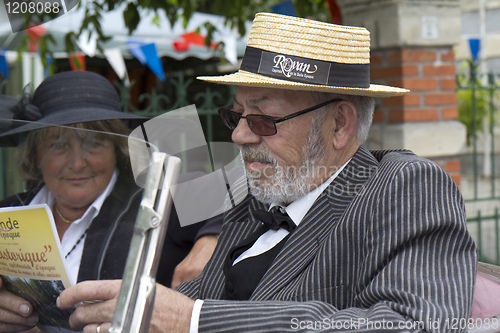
[29,168,119,285]
[189,161,350,333]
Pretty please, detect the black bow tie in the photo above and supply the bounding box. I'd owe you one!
[253,207,296,232]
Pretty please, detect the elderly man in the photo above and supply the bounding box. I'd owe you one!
[55,13,477,333]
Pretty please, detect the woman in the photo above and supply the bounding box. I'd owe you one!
[0,71,220,332]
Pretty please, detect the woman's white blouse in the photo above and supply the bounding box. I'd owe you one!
[29,168,118,285]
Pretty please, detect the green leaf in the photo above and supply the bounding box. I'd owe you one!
[123,3,141,34]
[152,14,161,27]
[64,32,77,53]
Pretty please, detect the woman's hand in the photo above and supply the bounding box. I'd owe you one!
[0,278,38,333]
[171,234,218,288]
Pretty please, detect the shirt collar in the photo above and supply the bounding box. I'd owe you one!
[270,159,350,227]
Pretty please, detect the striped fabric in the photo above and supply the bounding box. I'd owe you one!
[177,146,478,332]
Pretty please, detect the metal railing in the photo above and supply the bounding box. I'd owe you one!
[457,60,500,200]
[457,60,500,265]
[117,71,235,144]
[468,209,500,264]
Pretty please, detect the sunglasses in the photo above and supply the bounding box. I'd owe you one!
[218,99,342,136]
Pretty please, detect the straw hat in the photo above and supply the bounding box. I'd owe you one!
[0,71,146,141]
[198,13,409,97]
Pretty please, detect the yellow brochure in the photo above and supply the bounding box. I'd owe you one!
[0,204,77,333]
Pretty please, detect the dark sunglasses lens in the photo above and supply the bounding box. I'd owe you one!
[246,115,276,136]
[220,109,240,129]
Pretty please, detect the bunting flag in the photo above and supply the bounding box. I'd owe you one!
[181,32,217,48]
[104,48,129,85]
[326,0,342,25]
[172,31,217,52]
[77,30,98,57]
[126,41,147,65]
[69,52,86,71]
[140,43,165,81]
[469,38,480,62]
[44,54,52,78]
[270,0,296,17]
[22,52,44,88]
[26,24,46,53]
[0,48,9,79]
[172,39,189,52]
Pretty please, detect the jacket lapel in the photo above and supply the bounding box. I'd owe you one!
[250,146,379,300]
[199,193,268,299]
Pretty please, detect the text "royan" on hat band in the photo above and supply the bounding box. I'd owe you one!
[240,46,371,89]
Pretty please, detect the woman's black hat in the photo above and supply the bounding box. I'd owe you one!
[0,71,146,142]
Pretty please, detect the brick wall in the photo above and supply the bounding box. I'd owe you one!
[370,47,462,186]
[371,48,458,124]
[434,158,462,186]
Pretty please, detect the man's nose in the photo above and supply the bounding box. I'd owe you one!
[231,118,262,146]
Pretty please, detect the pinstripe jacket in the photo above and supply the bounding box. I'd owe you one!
[176,146,478,332]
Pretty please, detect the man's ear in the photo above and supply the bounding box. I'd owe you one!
[332,101,357,150]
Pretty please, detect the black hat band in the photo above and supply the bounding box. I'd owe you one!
[240,46,370,89]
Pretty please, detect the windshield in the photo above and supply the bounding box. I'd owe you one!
[0,110,245,332]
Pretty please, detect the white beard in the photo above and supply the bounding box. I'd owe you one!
[240,117,326,205]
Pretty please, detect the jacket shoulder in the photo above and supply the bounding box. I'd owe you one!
[370,148,439,167]
[370,149,417,162]
[0,191,36,207]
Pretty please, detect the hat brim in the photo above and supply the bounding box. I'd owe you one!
[0,108,147,138]
[198,70,409,97]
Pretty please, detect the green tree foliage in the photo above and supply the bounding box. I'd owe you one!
[26,0,332,59]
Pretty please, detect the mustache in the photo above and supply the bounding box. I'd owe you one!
[239,146,276,165]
